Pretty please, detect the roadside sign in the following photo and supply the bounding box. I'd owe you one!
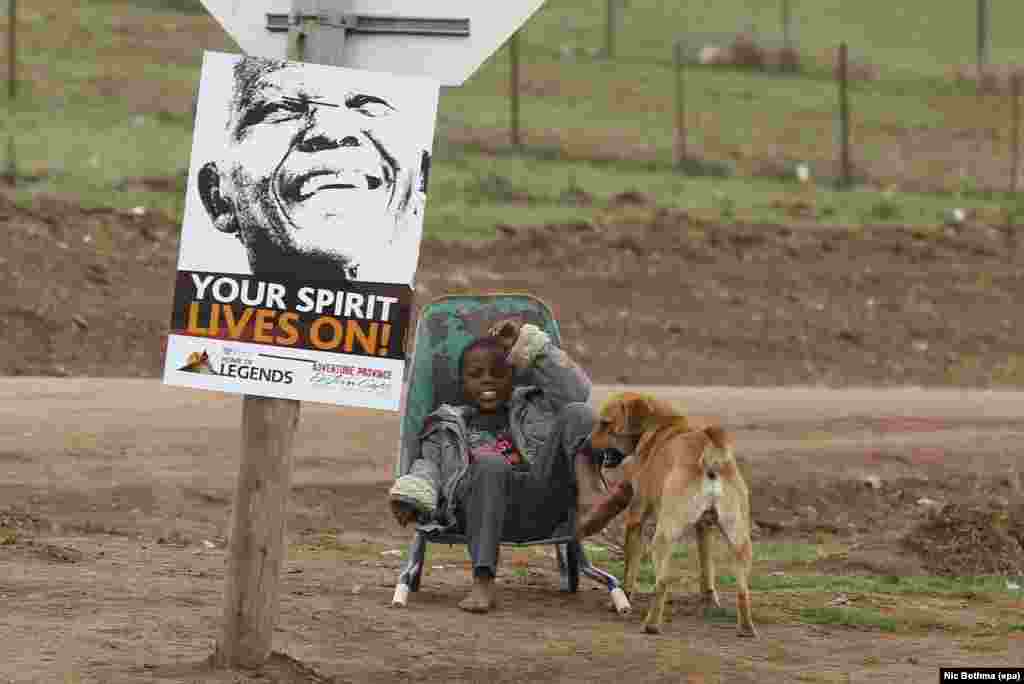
[199,0,546,85]
[162,51,440,411]
[191,0,548,670]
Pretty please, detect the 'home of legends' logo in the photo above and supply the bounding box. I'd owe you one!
[178,349,295,385]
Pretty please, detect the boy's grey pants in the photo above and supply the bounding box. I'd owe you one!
[454,402,595,576]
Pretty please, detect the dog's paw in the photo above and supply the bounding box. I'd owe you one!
[736,625,759,639]
[608,589,632,614]
[699,591,722,615]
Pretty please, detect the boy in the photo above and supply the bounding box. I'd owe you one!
[388,319,607,613]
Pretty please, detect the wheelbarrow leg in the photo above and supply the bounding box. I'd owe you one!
[392,531,427,607]
[575,540,632,614]
[556,542,581,593]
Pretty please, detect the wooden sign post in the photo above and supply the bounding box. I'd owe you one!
[213,396,300,668]
[208,1,479,671]
[194,0,546,670]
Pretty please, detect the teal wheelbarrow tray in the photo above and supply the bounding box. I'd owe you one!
[390,292,631,614]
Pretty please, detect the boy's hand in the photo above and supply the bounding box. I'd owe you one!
[390,499,419,527]
[488,319,522,352]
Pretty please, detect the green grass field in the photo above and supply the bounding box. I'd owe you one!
[3,0,1022,242]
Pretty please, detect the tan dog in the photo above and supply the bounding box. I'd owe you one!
[590,391,757,638]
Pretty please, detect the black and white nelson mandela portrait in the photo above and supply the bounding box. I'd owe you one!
[190,53,437,285]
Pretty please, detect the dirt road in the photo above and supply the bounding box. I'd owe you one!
[1,379,1021,683]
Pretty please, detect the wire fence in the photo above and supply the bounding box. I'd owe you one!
[6,1,1024,200]
[432,27,1024,199]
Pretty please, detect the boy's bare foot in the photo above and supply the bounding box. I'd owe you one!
[458,572,498,613]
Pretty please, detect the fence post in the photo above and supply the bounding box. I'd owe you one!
[605,0,616,59]
[1011,71,1021,194]
[6,0,15,187]
[510,31,521,147]
[837,42,851,190]
[7,0,14,99]
[781,0,793,52]
[977,0,990,74]
[673,41,686,167]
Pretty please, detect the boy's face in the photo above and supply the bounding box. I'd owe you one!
[461,348,514,414]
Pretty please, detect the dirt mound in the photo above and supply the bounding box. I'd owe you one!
[950,64,1024,94]
[902,503,1024,577]
[3,188,1024,388]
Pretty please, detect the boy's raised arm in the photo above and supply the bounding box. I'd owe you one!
[491,321,592,409]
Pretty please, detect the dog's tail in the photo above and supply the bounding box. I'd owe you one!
[699,425,735,479]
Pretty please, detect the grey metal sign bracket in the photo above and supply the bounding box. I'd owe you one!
[268,8,470,64]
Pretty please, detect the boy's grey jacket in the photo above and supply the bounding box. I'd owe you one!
[390,325,592,528]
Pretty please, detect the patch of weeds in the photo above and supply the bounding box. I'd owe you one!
[992,354,1024,384]
[465,172,539,204]
[961,635,1010,653]
[911,225,941,240]
[796,674,850,683]
[0,528,17,545]
[542,640,578,657]
[704,605,737,624]
[154,109,190,126]
[956,173,984,201]
[288,536,391,561]
[799,606,898,632]
[764,643,789,662]
[714,190,736,221]
[582,543,611,563]
[559,171,593,206]
[605,542,822,593]
[865,188,902,221]
[843,224,868,240]
[603,545,691,589]
[898,605,959,632]
[654,642,722,677]
[603,203,659,226]
[721,572,1011,596]
[1008,623,1024,632]
[126,0,205,13]
[754,541,820,564]
[1002,196,1024,226]
[675,156,734,178]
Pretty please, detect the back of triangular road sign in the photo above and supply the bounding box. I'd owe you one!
[199,0,546,85]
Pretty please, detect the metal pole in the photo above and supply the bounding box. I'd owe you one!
[510,31,521,147]
[673,41,686,166]
[838,42,851,190]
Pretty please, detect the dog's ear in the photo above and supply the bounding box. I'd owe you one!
[625,394,683,434]
[621,393,655,434]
